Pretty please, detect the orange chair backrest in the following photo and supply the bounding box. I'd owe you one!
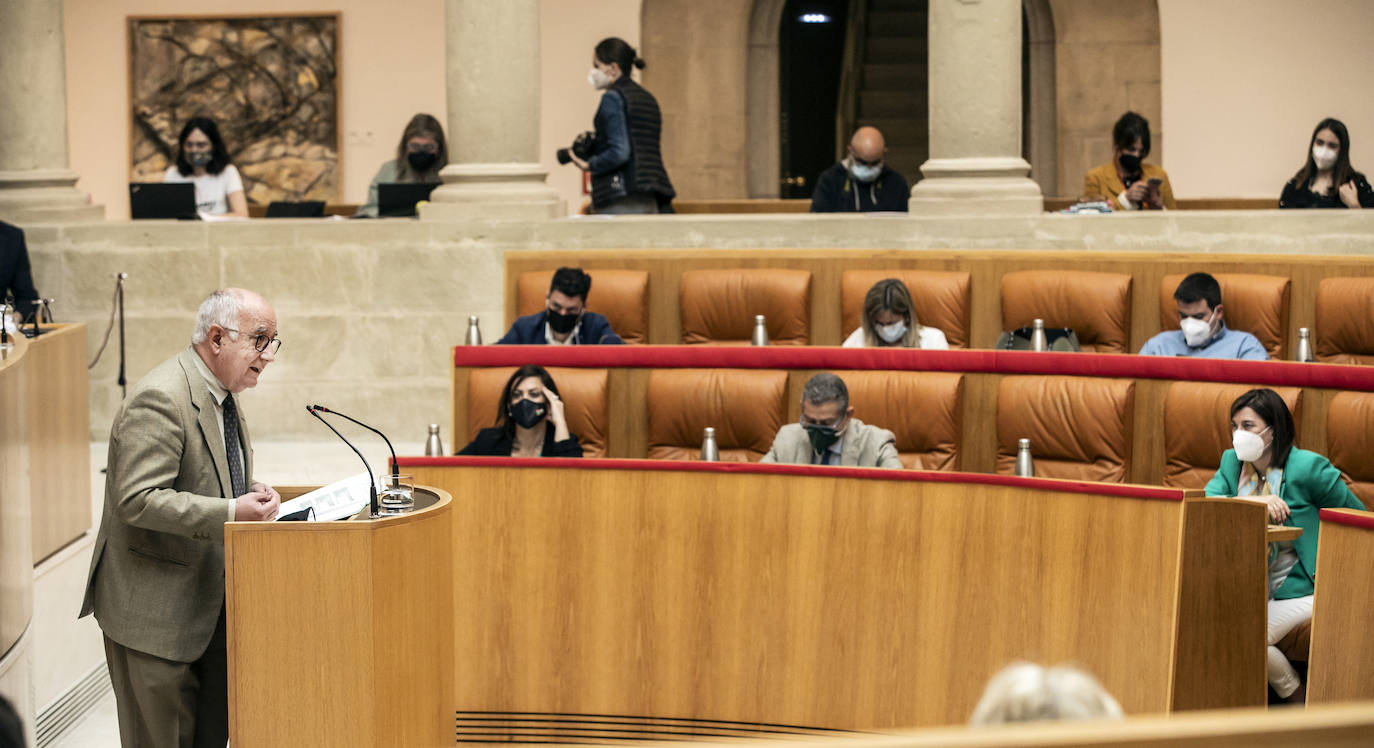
[1315,277,1374,365]
[1000,271,1132,352]
[679,269,812,345]
[841,370,965,470]
[466,367,610,457]
[1327,391,1374,507]
[516,270,650,344]
[1162,382,1302,490]
[646,369,788,461]
[840,270,972,348]
[1158,273,1290,359]
[996,375,1135,482]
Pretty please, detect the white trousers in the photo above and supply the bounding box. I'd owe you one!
[1267,595,1313,698]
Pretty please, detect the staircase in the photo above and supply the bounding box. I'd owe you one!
[850,0,928,185]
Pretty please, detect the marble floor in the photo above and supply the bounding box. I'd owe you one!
[41,438,416,748]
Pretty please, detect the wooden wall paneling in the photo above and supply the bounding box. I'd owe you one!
[25,323,91,563]
[450,363,469,454]
[1308,510,1374,704]
[1130,378,1171,486]
[0,336,33,657]
[1170,497,1268,711]
[608,368,650,458]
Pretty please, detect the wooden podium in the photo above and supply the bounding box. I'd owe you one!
[224,486,454,747]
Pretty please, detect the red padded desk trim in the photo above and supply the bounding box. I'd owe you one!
[394,456,1186,502]
[1320,508,1374,531]
[453,346,1374,391]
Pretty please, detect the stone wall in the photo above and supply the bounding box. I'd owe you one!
[19,212,1374,444]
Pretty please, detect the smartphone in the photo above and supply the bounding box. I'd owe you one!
[1147,178,1162,189]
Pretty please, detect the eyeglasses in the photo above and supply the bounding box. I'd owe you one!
[224,327,282,354]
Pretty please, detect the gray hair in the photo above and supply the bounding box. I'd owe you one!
[802,372,848,413]
[969,662,1124,725]
[191,289,245,344]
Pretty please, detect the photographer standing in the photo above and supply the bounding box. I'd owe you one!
[562,37,675,214]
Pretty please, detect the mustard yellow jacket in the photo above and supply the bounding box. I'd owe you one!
[1083,162,1177,210]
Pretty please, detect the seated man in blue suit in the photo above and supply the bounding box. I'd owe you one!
[497,267,624,345]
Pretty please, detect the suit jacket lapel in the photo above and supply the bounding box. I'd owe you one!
[180,349,233,499]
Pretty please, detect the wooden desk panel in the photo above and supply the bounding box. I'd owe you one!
[401,460,1265,733]
[0,335,34,657]
[25,323,91,563]
[1308,508,1374,704]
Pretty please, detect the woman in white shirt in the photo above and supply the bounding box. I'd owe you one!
[842,277,949,349]
[163,117,248,217]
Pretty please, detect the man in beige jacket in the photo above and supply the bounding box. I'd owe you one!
[760,372,903,468]
[81,288,282,747]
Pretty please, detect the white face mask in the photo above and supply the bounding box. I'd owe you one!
[876,321,907,343]
[1179,308,1217,347]
[1232,426,1271,463]
[850,162,882,183]
[587,67,612,90]
[1312,145,1338,171]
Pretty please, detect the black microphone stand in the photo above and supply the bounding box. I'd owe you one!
[306,405,379,517]
[311,405,400,479]
[116,274,127,400]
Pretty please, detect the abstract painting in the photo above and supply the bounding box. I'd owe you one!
[128,14,340,204]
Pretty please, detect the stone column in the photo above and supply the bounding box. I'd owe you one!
[0,0,101,222]
[422,0,561,220]
[909,0,1042,215]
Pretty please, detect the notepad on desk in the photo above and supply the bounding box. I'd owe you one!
[274,472,374,521]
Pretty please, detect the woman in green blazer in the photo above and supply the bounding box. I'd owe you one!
[1204,388,1365,702]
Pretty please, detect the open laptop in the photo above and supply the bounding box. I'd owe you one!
[265,200,326,218]
[129,183,198,220]
[377,182,440,217]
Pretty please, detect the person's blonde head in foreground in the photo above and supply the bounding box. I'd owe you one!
[969,662,1124,725]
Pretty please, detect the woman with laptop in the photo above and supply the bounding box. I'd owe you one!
[354,113,448,217]
[162,117,248,217]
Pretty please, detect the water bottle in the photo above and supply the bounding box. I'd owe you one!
[465,315,482,346]
[1029,319,1048,352]
[424,424,444,456]
[1295,327,1313,363]
[1014,438,1035,477]
[751,315,770,346]
[701,427,720,462]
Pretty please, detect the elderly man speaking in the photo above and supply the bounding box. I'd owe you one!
[809,125,911,213]
[82,287,282,748]
[761,372,903,468]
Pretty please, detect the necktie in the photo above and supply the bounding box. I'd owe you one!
[222,395,246,498]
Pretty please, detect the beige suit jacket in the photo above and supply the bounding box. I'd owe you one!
[760,418,903,468]
[81,347,253,662]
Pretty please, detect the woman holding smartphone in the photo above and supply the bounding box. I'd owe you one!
[1083,111,1176,210]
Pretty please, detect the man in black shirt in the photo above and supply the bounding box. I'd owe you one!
[809,126,910,213]
[1,221,41,322]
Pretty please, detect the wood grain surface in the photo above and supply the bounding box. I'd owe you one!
[1307,509,1374,704]
[25,323,91,563]
[0,334,33,657]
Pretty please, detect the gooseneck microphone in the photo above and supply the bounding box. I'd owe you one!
[310,405,400,479]
[306,405,379,517]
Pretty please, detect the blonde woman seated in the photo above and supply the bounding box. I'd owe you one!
[842,278,948,349]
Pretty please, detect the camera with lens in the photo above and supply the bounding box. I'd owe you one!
[556,131,596,165]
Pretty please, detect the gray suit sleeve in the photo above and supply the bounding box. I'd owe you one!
[876,439,904,469]
[109,386,233,541]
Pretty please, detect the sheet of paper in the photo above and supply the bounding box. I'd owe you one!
[273,472,374,521]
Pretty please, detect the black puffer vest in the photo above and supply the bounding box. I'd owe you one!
[590,77,675,209]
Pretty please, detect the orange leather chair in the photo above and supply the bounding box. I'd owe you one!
[465,367,610,457]
[996,376,1135,482]
[1161,382,1302,490]
[1000,271,1132,352]
[840,270,972,348]
[516,269,650,344]
[679,269,812,345]
[1326,391,1374,507]
[1315,277,1374,365]
[1158,273,1290,359]
[646,369,788,461]
[842,371,965,470]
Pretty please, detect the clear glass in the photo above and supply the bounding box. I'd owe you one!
[378,473,415,515]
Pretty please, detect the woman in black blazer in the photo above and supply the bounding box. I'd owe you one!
[457,365,583,457]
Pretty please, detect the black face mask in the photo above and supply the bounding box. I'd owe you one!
[547,308,580,335]
[803,423,842,454]
[407,151,439,172]
[1118,153,1142,175]
[509,398,546,429]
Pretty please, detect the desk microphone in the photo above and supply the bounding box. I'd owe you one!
[310,405,399,479]
[306,405,379,517]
